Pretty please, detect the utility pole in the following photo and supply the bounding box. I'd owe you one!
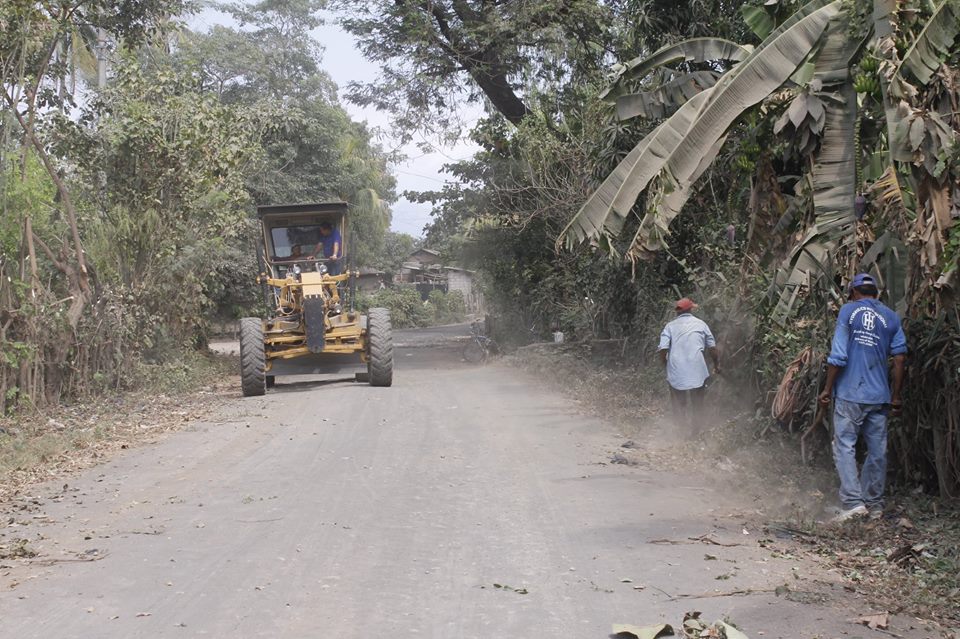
[96,28,107,89]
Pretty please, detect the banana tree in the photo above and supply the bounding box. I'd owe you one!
[564,0,957,312]
[563,0,844,254]
[563,0,960,496]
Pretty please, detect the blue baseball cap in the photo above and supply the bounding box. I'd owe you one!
[850,273,876,289]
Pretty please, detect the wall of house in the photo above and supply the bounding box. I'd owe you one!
[447,270,484,312]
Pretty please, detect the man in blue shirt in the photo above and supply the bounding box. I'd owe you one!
[309,222,342,275]
[818,273,907,521]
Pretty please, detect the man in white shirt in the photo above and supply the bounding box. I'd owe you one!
[658,298,720,427]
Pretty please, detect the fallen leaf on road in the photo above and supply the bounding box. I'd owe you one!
[491,583,528,594]
[611,622,674,638]
[717,621,750,639]
[136,612,152,617]
[857,613,889,630]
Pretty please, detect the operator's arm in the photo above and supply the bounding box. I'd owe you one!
[309,242,322,259]
[659,349,668,367]
[331,241,340,259]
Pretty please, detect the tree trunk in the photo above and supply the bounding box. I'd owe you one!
[464,61,530,125]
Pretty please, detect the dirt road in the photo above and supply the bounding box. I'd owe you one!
[0,328,930,638]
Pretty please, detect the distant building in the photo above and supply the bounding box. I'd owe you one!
[393,249,483,312]
[444,266,484,313]
[397,248,445,285]
[355,267,386,292]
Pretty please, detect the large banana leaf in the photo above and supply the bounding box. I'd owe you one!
[627,136,728,261]
[874,0,914,162]
[616,70,721,121]
[628,0,842,254]
[809,22,860,235]
[559,121,665,249]
[770,232,839,325]
[601,38,751,99]
[896,0,960,87]
[560,90,713,248]
[769,21,860,321]
[742,5,776,40]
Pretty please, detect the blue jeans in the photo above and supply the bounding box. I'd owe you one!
[832,398,888,510]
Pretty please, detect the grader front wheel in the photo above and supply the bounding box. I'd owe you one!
[239,317,266,397]
[367,307,393,387]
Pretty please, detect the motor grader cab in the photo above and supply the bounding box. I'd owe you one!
[238,202,393,396]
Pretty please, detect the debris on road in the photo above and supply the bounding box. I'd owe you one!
[610,452,638,466]
[486,583,528,595]
[612,622,673,638]
[856,612,890,630]
[613,612,751,639]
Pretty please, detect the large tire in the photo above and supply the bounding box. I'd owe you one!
[367,307,393,387]
[239,317,266,397]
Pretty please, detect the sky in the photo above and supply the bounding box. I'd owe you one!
[190,7,479,238]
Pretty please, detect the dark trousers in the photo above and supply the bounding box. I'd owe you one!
[670,384,706,426]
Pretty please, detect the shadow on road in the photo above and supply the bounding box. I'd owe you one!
[269,377,361,394]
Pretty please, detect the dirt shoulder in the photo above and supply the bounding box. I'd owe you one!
[511,342,960,635]
[0,352,237,507]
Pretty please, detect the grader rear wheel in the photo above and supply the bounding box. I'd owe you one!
[366,307,393,387]
[239,317,266,397]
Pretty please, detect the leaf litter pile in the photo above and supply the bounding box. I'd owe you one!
[0,354,238,505]
[614,611,749,639]
[799,496,960,630]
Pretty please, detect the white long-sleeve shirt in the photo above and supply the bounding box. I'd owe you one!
[658,313,716,391]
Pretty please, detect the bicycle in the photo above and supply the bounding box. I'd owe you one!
[462,321,500,363]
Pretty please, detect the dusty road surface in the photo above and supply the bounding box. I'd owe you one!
[1,327,932,638]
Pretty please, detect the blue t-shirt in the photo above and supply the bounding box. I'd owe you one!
[827,298,907,404]
[320,229,342,258]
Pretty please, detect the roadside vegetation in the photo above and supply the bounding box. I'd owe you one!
[333,0,960,624]
[0,0,400,416]
[357,288,467,329]
[0,350,234,502]
[336,0,959,498]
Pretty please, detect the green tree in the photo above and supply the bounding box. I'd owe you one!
[1,0,186,327]
[333,0,613,133]
[184,0,396,264]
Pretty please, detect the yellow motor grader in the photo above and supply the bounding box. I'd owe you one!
[238,202,393,396]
